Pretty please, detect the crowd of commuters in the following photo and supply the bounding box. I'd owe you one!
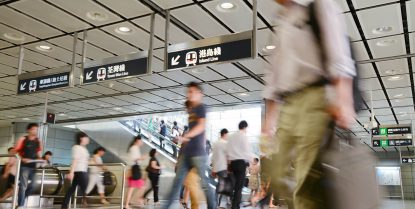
[1,0,363,209]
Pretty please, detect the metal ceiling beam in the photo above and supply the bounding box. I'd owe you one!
[357,53,415,64]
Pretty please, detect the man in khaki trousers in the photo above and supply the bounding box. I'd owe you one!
[261,0,356,209]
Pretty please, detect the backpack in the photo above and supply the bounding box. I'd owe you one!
[308,1,364,113]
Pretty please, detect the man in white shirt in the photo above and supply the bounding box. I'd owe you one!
[211,128,229,205]
[226,121,255,209]
[262,1,356,209]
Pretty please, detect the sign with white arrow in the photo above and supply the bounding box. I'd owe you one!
[166,30,254,71]
[402,157,415,164]
[17,66,72,95]
[82,51,148,84]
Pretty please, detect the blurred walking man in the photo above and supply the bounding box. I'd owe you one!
[163,82,216,209]
[262,1,356,209]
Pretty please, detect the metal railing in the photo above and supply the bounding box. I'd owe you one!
[38,163,126,209]
[0,154,21,209]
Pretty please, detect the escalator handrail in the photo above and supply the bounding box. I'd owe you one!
[135,120,181,148]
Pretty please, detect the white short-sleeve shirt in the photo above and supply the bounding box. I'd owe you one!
[72,145,90,172]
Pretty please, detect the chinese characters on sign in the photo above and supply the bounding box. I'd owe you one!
[17,71,71,95]
[83,57,147,84]
[372,139,413,147]
[167,38,252,70]
[372,126,412,135]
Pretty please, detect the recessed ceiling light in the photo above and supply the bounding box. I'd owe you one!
[387,75,403,81]
[191,68,206,74]
[99,104,110,107]
[3,32,25,42]
[217,2,237,12]
[22,118,30,121]
[376,39,396,47]
[114,107,122,111]
[239,93,249,97]
[384,69,402,75]
[372,26,393,35]
[7,115,15,118]
[109,82,115,88]
[394,93,406,98]
[265,45,276,50]
[36,45,52,52]
[86,11,108,22]
[58,113,66,117]
[115,26,133,35]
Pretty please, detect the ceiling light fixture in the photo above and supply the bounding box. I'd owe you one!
[376,39,396,47]
[109,82,115,88]
[99,104,110,107]
[124,79,138,84]
[265,45,276,50]
[3,32,25,42]
[58,113,66,117]
[86,11,108,22]
[114,107,122,111]
[217,1,237,12]
[372,26,393,34]
[239,93,249,97]
[387,75,403,81]
[191,68,206,74]
[115,26,133,35]
[22,118,30,121]
[36,45,52,52]
[7,115,15,118]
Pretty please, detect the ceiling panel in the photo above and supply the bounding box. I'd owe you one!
[140,74,179,87]
[203,0,265,33]
[367,35,405,58]
[232,90,262,102]
[0,39,13,48]
[381,74,411,88]
[357,4,402,39]
[85,29,139,55]
[376,59,409,76]
[131,92,166,103]
[391,97,413,107]
[63,88,101,97]
[132,14,195,44]
[2,47,67,68]
[0,23,38,44]
[151,89,185,100]
[0,63,17,75]
[202,97,222,105]
[239,58,269,75]
[200,84,226,96]
[0,52,45,72]
[171,5,229,38]
[158,100,183,109]
[98,81,138,92]
[82,99,113,107]
[151,0,193,9]
[97,97,131,106]
[359,78,382,91]
[344,14,361,41]
[50,0,122,26]
[211,94,241,103]
[209,63,247,78]
[333,0,350,12]
[81,83,120,94]
[211,81,246,93]
[47,36,113,60]
[371,100,390,108]
[249,0,280,26]
[386,87,413,99]
[101,21,164,50]
[234,78,264,91]
[159,70,201,84]
[113,95,148,104]
[124,105,151,112]
[351,41,369,61]
[121,78,158,90]
[362,90,386,101]
[11,0,90,33]
[184,67,225,81]
[140,102,169,110]
[373,108,393,116]
[66,101,96,109]
[0,6,62,38]
[353,0,397,9]
[358,63,376,79]
[97,0,151,18]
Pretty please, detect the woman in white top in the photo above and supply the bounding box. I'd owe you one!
[125,135,146,209]
[61,132,90,209]
[0,147,17,202]
[86,147,109,205]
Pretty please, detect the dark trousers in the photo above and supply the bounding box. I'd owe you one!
[230,160,247,209]
[159,137,164,148]
[62,172,89,209]
[143,173,160,202]
[215,170,228,206]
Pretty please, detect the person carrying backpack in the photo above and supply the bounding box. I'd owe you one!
[261,1,357,209]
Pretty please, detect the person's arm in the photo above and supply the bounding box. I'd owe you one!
[262,99,278,136]
[15,137,31,163]
[67,146,79,180]
[37,140,43,159]
[317,0,356,129]
[183,118,206,139]
[2,162,12,178]
[150,160,161,170]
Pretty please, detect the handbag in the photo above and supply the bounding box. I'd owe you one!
[103,171,113,185]
[217,173,235,196]
[305,122,381,209]
[131,164,142,180]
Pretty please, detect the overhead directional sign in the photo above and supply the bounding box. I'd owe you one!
[372,126,412,136]
[82,52,148,84]
[402,157,415,164]
[167,31,254,71]
[372,139,413,147]
[17,66,72,95]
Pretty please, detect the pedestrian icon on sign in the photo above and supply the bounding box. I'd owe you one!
[185,51,197,67]
[29,80,37,92]
[97,67,106,81]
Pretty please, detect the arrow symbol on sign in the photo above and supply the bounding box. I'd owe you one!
[171,55,180,66]
[86,71,93,80]
[20,82,26,91]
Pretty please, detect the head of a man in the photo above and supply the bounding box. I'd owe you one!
[238,120,248,133]
[27,123,39,137]
[43,151,53,160]
[187,82,203,106]
[8,147,15,155]
[95,147,106,157]
[220,128,229,140]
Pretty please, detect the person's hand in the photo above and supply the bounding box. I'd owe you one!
[2,173,7,179]
[179,136,190,143]
[332,78,356,129]
[66,172,74,180]
[21,158,31,163]
[259,134,276,157]
[211,172,217,178]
